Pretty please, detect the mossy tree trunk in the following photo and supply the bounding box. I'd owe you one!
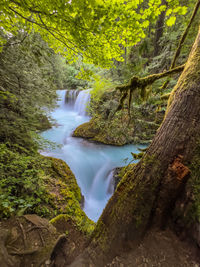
[71,26,200,267]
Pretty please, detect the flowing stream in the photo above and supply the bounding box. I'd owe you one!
[41,90,143,222]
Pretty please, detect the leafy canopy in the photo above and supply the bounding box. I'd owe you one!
[0,0,187,67]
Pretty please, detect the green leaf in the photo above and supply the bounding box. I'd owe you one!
[166,16,176,26]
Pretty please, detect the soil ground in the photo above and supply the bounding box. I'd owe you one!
[105,228,200,267]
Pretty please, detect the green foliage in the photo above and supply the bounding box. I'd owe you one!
[0,144,51,218]
[0,0,187,68]
[166,16,177,26]
[62,60,93,89]
[90,76,117,101]
[50,213,95,237]
[0,32,60,148]
[0,32,66,218]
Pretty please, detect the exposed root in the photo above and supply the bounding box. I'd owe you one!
[26,225,48,233]
[17,219,27,249]
[9,248,39,256]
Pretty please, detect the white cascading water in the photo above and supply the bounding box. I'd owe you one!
[41,90,144,222]
[74,89,91,116]
[57,89,67,108]
[65,89,80,106]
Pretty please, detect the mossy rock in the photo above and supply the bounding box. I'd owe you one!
[49,214,94,265]
[45,157,82,202]
[32,157,95,238]
[40,157,84,217]
[73,119,99,139]
[73,112,135,146]
[73,89,165,145]
[43,157,95,234]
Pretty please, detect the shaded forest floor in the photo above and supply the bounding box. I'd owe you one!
[0,215,200,266]
[105,228,199,267]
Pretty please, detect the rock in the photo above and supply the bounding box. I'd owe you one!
[73,120,99,139]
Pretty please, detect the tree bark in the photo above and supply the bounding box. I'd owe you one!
[70,26,200,267]
[153,0,167,57]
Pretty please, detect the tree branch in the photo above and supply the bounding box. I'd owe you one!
[0,33,28,48]
[115,64,185,112]
[37,14,79,54]
[116,64,185,92]
[8,6,93,59]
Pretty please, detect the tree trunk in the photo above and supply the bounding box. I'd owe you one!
[153,0,167,57]
[70,26,200,267]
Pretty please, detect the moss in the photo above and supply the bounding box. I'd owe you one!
[50,213,95,237]
[113,164,136,190]
[181,142,200,224]
[73,119,99,139]
[91,219,110,251]
[73,89,164,146]
[44,157,82,204]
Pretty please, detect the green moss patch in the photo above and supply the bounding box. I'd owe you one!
[43,157,95,237]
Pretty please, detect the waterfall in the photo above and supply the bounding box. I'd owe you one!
[57,90,67,108]
[74,89,91,116]
[64,89,91,116]
[65,89,80,105]
[89,161,112,200]
[106,170,114,195]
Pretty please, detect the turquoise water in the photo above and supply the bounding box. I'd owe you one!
[41,90,143,222]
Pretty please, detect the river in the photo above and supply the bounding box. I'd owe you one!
[41,90,143,222]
